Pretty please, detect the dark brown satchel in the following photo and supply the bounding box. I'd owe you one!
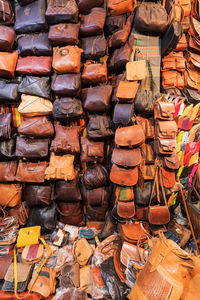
[16,56,52,75]
[18,117,54,138]
[0,161,17,182]
[0,25,15,52]
[83,85,112,113]
[81,35,107,60]
[110,164,138,186]
[113,103,134,126]
[16,161,48,183]
[105,14,126,35]
[51,73,81,97]
[108,43,132,73]
[82,185,112,207]
[56,201,84,226]
[80,137,104,163]
[77,0,104,14]
[54,176,82,202]
[24,184,53,207]
[52,97,83,120]
[112,148,142,167]
[83,164,108,190]
[45,0,78,24]
[154,100,175,120]
[155,120,177,139]
[48,23,80,46]
[17,33,52,56]
[115,125,145,147]
[0,113,11,140]
[0,0,14,25]
[163,152,179,170]
[80,7,106,37]
[87,115,114,140]
[16,136,49,158]
[50,125,80,154]
[82,61,107,86]
[136,117,154,139]
[155,138,177,155]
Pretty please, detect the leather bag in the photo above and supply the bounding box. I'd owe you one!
[162,51,185,72]
[73,238,93,266]
[105,14,126,35]
[112,148,142,167]
[154,100,175,120]
[174,33,187,51]
[48,23,80,46]
[18,76,50,99]
[87,114,114,139]
[18,94,53,117]
[0,0,14,25]
[134,181,153,206]
[140,143,154,164]
[77,0,104,14]
[60,262,80,288]
[155,138,177,155]
[126,59,146,81]
[113,103,134,126]
[0,161,17,182]
[162,70,184,89]
[56,201,84,226]
[163,151,179,170]
[188,35,200,54]
[161,20,182,56]
[83,164,108,190]
[115,125,145,147]
[54,176,81,202]
[83,85,112,113]
[118,223,150,244]
[0,25,15,52]
[24,184,53,207]
[16,161,48,183]
[186,52,200,70]
[107,0,134,15]
[136,117,154,139]
[0,113,11,140]
[116,81,139,100]
[0,136,16,161]
[53,97,83,120]
[120,241,149,267]
[184,65,200,90]
[155,120,177,139]
[18,116,54,138]
[0,51,18,78]
[108,42,132,74]
[110,164,138,186]
[81,35,107,60]
[45,0,78,24]
[0,78,20,102]
[16,136,49,158]
[140,164,156,180]
[117,200,135,219]
[82,185,111,207]
[0,184,22,207]
[16,56,52,75]
[161,167,176,188]
[17,33,52,56]
[52,46,83,74]
[82,61,107,85]
[80,7,106,37]
[81,137,104,163]
[45,152,75,181]
[51,73,81,97]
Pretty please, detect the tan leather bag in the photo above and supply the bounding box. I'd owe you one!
[116,81,139,100]
[184,65,200,90]
[115,125,145,147]
[162,51,185,72]
[107,0,134,15]
[162,70,184,89]
[126,60,146,81]
[16,161,48,183]
[155,120,177,139]
[110,164,138,186]
[80,265,91,292]
[0,183,22,207]
[175,0,191,17]
[73,238,93,266]
[18,94,53,117]
[0,51,18,78]
[45,152,75,181]
[154,100,175,120]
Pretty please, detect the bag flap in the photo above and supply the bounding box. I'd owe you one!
[158,101,175,116]
[126,60,146,81]
[148,205,170,225]
[164,152,179,169]
[112,148,142,167]
[186,67,200,85]
[119,223,149,242]
[87,141,104,158]
[117,201,135,218]
[116,81,139,99]
[161,167,176,188]
[110,164,138,186]
[115,186,134,201]
[115,125,145,147]
[157,120,177,135]
[5,263,33,283]
[158,138,177,148]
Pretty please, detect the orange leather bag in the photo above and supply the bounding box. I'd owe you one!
[82,60,107,85]
[116,81,139,100]
[0,51,18,78]
[18,94,53,117]
[73,238,93,266]
[0,183,22,207]
[184,65,200,90]
[175,0,191,17]
[107,0,134,15]
[162,51,185,72]
[16,161,48,183]
[154,100,175,120]
[162,70,184,89]
[115,125,145,147]
[174,34,187,51]
[110,164,138,186]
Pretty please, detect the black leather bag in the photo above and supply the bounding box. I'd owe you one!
[53,98,83,121]
[18,76,51,99]
[113,103,134,126]
[23,183,53,207]
[54,177,82,202]
[134,181,154,206]
[161,20,182,56]
[81,35,107,60]
[27,204,57,233]
[87,115,114,140]
[16,136,49,158]
[0,135,16,161]
[51,73,81,97]
[17,33,52,56]
[0,78,21,102]
[83,164,108,190]
[14,0,47,34]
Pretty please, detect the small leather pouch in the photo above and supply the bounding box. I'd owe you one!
[17,226,41,248]
[60,262,80,288]
[113,103,134,126]
[117,201,135,218]
[161,167,176,188]
[155,120,177,139]
[162,70,184,89]
[116,81,139,100]
[163,152,179,170]
[115,125,145,147]
[110,164,138,186]
[22,244,44,264]
[126,60,146,81]
[118,223,150,244]
[45,0,78,24]
[51,73,81,97]
[0,113,11,140]
[82,60,107,85]
[155,138,177,155]
[80,137,104,163]
[112,148,142,167]
[107,0,134,15]
[16,56,52,76]
[87,114,114,140]
[83,164,108,190]
[154,100,175,120]
[53,97,83,120]
[162,51,185,72]
[73,238,93,266]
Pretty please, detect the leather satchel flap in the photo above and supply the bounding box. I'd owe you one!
[164,152,179,170]
[115,186,134,201]
[18,116,54,138]
[16,161,48,183]
[156,138,177,153]
[112,147,142,167]
[116,81,139,99]
[118,223,149,243]
[115,125,145,147]
[5,263,33,283]
[18,94,53,117]
[156,120,177,139]
[188,52,200,69]
[148,205,170,225]
[154,101,175,120]
[110,164,138,186]
[117,200,135,218]
[60,262,80,288]
[126,60,146,81]
[161,167,176,188]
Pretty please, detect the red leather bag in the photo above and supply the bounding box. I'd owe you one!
[16,56,52,75]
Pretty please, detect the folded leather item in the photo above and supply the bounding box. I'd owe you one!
[16,161,48,182]
[118,223,150,244]
[174,33,187,51]
[0,113,11,140]
[116,81,139,100]
[117,200,135,219]
[112,148,142,167]
[52,46,83,74]
[16,56,52,75]
[18,76,50,99]
[162,70,184,89]
[162,51,185,72]
[80,7,106,36]
[161,167,176,188]
[0,136,16,161]
[54,176,82,202]
[134,181,153,206]
[18,94,53,117]
[140,143,154,165]
[161,20,182,56]
[188,34,200,54]
[136,117,154,139]
[163,151,180,170]
[18,116,54,138]
[22,244,44,264]
[45,152,75,181]
[0,51,18,78]
[24,183,53,207]
[49,23,80,46]
[120,241,149,267]
[87,114,114,139]
[189,17,200,37]
[77,0,104,14]
[115,125,145,147]
[45,0,78,24]
[108,42,132,74]
[140,164,156,180]
[0,183,22,207]
[154,100,175,120]
[186,52,200,70]
[83,164,108,190]
[52,97,83,120]
[184,65,200,90]
[56,201,84,226]
[0,161,17,182]
[0,25,15,52]
[17,33,52,56]
[0,0,14,25]
[81,35,107,60]
[81,137,104,163]
[155,120,177,139]
[83,85,112,113]
[155,138,177,155]
[73,238,93,266]
[16,136,49,158]
[126,59,146,81]
[60,262,80,288]
[107,0,134,15]
[82,61,107,85]
[82,184,112,207]
[51,73,81,97]
[113,103,134,126]
[0,78,20,102]
[110,164,138,186]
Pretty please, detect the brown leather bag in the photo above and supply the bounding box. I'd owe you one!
[0,113,11,140]
[116,81,139,100]
[107,0,134,15]
[16,161,48,183]
[0,25,15,52]
[50,125,80,154]
[51,73,81,97]
[59,262,80,288]
[187,52,200,70]
[118,223,150,244]
[162,51,185,72]
[162,70,184,89]
[163,152,179,170]
[0,0,14,25]
[45,0,78,24]
[0,183,22,207]
[161,167,176,188]
[140,164,156,180]
[18,117,54,138]
[81,137,104,163]
[120,241,149,267]
[45,152,75,181]
[48,23,80,46]
[82,61,107,85]
[52,46,83,74]
[80,7,106,36]
[175,0,191,17]
[0,51,18,78]
[0,161,17,182]
[184,64,200,90]
[117,200,135,219]
[24,184,53,207]
[115,125,145,147]
[16,56,52,75]
[18,94,53,117]
[112,148,142,167]
[110,164,138,186]
[54,173,81,202]
[136,117,154,139]
[83,164,108,190]
[155,138,177,155]
[81,35,107,60]
[16,136,49,158]
[154,100,175,120]
[155,120,177,139]
[140,143,154,165]
[56,201,84,226]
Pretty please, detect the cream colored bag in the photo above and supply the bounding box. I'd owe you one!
[18,94,53,117]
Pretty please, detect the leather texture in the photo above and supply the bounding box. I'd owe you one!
[53,97,83,120]
[154,100,175,120]
[54,176,82,202]
[18,76,51,99]
[110,164,138,186]
[80,7,106,36]
[60,262,80,288]
[0,78,20,102]
[51,73,81,97]
[107,0,134,15]
[16,56,52,75]
[105,14,126,35]
[78,0,104,14]
[0,161,17,182]
[118,223,150,244]
[134,181,153,206]
[0,25,15,52]
[83,85,112,113]
[0,51,18,78]
[16,161,48,183]
[18,116,54,138]
[155,120,177,139]
[18,94,53,117]
[0,113,11,140]
[113,103,134,126]
[0,0,14,25]
[0,184,22,207]
[17,33,52,56]
[155,138,177,155]
[24,184,53,207]
[83,164,108,190]
[82,61,107,85]
[49,23,80,46]
[16,136,49,158]
[161,20,182,56]
[56,201,84,226]
[81,35,107,60]
[115,125,145,147]
[81,137,104,163]
[116,81,139,100]
[45,0,78,24]
[112,148,142,167]
[87,114,114,139]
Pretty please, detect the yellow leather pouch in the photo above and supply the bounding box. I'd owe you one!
[16,226,41,248]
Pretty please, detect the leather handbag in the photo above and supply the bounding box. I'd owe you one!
[56,201,84,226]
[18,76,50,99]
[82,185,112,207]
[16,161,48,183]
[0,78,20,102]
[113,103,134,126]
[155,120,177,139]
[18,94,53,117]
[50,125,80,154]
[112,148,142,167]
[82,61,107,85]
[53,97,83,120]
[16,136,49,158]
[54,176,81,202]
[87,114,114,139]
[0,51,18,78]
[0,184,22,207]
[73,238,93,266]
[17,33,52,56]
[0,113,11,140]
[163,151,180,170]
[81,137,104,163]
[60,262,80,288]
[134,2,169,33]
[83,85,112,112]
[45,152,75,181]
[118,223,150,244]
[24,184,53,207]
[0,161,17,182]
[16,56,52,75]
[161,167,176,188]
[52,46,83,74]
[134,181,153,206]
[51,73,81,97]
[140,143,154,165]
[0,0,14,25]
[108,42,132,74]
[81,35,107,60]
[174,33,187,51]
[86,195,109,221]
[154,100,175,120]
[45,0,78,24]
[120,241,149,267]
[116,81,139,100]
[77,0,103,14]
[136,117,154,139]
[14,0,47,34]
[155,138,177,155]
[107,0,134,15]
[161,20,182,56]
[110,164,138,186]
[18,116,54,138]
[80,7,106,36]
[0,136,16,161]
[117,200,135,219]
[83,164,108,190]
[126,59,146,81]
[0,25,15,52]
[184,65,200,90]
[162,70,184,89]
[105,14,126,35]
[22,244,44,264]
[162,51,185,72]
[115,125,145,147]
[49,23,80,46]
